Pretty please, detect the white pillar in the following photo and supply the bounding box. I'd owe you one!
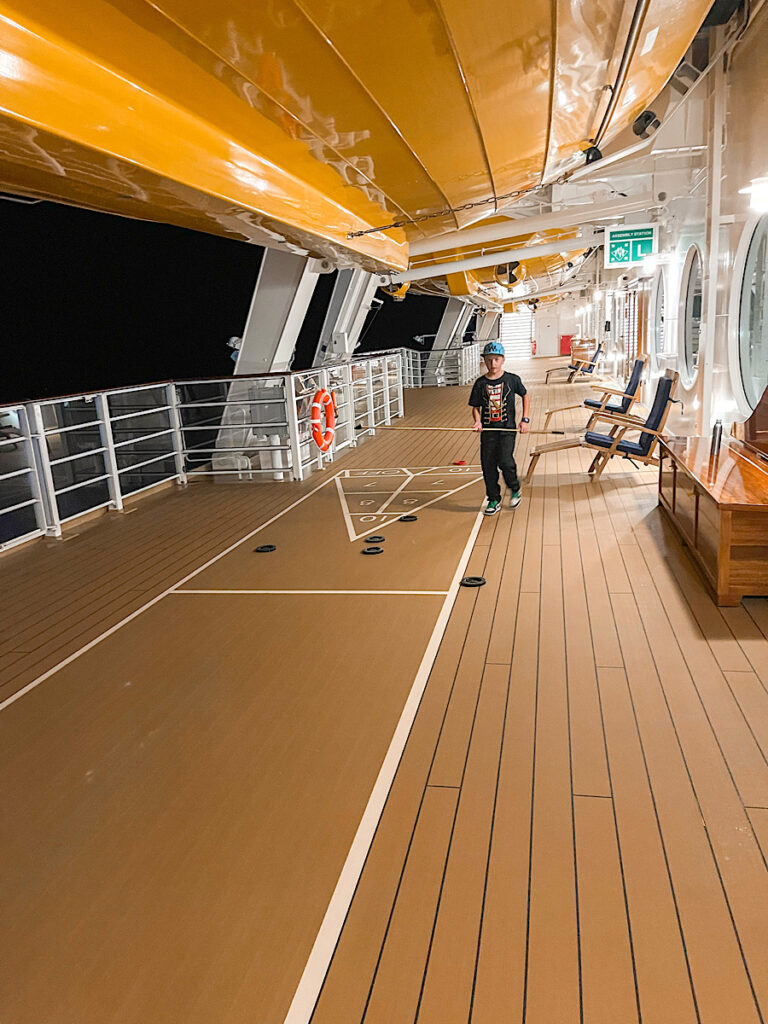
[235,249,322,374]
[314,269,379,364]
[424,299,473,385]
[476,311,500,342]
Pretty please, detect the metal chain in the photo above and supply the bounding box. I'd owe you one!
[346,184,540,238]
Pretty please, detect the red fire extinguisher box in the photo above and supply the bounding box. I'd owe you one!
[559,333,574,355]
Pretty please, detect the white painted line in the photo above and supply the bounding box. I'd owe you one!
[334,475,357,542]
[172,589,450,596]
[377,471,413,514]
[282,502,486,1024]
[0,472,342,714]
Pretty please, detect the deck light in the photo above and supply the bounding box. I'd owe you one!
[739,176,768,212]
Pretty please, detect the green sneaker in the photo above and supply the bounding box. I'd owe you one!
[484,499,500,516]
[509,490,522,508]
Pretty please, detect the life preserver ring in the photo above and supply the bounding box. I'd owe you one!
[311,389,336,452]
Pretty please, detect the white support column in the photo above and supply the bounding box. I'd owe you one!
[19,405,47,535]
[27,402,61,537]
[166,383,187,485]
[701,32,726,433]
[95,393,123,511]
[314,269,379,364]
[425,299,473,384]
[286,375,304,482]
[476,311,500,342]
[217,249,323,475]
[236,249,322,374]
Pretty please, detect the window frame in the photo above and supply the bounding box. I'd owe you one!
[649,267,667,370]
[728,213,768,417]
[678,244,704,388]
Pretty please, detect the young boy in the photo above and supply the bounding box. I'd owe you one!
[469,341,530,515]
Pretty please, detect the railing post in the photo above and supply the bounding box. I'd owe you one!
[27,402,61,537]
[18,405,47,535]
[395,352,404,418]
[286,374,304,481]
[342,363,356,446]
[166,383,188,485]
[320,367,330,465]
[95,392,123,511]
[383,357,393,425]
[366,359,376,433]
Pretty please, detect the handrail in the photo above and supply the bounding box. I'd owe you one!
[0,345,474,554]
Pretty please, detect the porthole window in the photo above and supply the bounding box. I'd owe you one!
[739,214,768,409]
[653,272,666,356]
[682,245,703,383]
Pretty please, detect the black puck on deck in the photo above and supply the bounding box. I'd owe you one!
[365,535,386,543]
[460,576,486,588]
[254,544,276,553]
[398,515,418,522]
[362,546,384,555]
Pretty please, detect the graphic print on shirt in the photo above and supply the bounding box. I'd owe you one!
[487,381,505,422]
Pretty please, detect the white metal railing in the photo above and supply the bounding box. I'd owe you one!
[0,344,470,553]
[402,343,481,388]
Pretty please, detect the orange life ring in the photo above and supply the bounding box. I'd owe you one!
[311,389,336,452]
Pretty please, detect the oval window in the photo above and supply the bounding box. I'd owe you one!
[683,246,703,383]
[739,215,768,409]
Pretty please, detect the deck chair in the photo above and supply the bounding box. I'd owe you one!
[544,341,604,384]
[527,371,679,481]
[543,354,648,431]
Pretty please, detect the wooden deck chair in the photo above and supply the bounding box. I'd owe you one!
[527,371,679,481]
[543,354,648,430]
[544,341,604,384]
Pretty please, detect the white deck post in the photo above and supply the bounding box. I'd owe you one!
[95,392,123,512]
[27,402,61,537]
[18,405,47,535]
[166,383,187,485]
[366,359,376,434]
[286,374,304,482]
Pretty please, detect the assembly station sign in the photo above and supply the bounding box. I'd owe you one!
[603,224,658,268]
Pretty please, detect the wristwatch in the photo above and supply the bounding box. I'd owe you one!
[521,417,530,423]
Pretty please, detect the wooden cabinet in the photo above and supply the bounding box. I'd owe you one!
[659,438,768,606]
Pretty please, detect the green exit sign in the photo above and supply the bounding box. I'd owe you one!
[604,224,658,268]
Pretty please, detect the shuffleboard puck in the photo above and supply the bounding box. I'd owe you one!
[460,576,486,588]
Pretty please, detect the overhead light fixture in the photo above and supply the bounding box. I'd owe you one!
[739,176,768,212]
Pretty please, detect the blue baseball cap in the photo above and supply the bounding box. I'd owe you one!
[482,341,505,357]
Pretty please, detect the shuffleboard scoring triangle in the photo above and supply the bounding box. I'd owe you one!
[335,466,483,542]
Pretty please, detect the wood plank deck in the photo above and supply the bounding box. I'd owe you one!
[3,358,768,1023]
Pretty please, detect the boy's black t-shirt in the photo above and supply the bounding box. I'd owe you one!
[468,372,527,429]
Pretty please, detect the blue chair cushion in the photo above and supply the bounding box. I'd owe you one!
[584,430,647,457]
[584,398,625,412]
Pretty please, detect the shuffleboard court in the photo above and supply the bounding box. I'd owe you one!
[0,462,488,1024]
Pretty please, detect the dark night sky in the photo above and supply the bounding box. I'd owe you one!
[1,200,447,405]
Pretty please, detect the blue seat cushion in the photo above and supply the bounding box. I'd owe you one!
[584,430,647,457]
[584,398,626,413]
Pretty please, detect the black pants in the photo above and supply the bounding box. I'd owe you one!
[480,432,519,501]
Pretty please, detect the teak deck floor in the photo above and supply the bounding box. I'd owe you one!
[3,358,768,1024]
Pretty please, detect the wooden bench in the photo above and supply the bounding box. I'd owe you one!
[659,436,768,605]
